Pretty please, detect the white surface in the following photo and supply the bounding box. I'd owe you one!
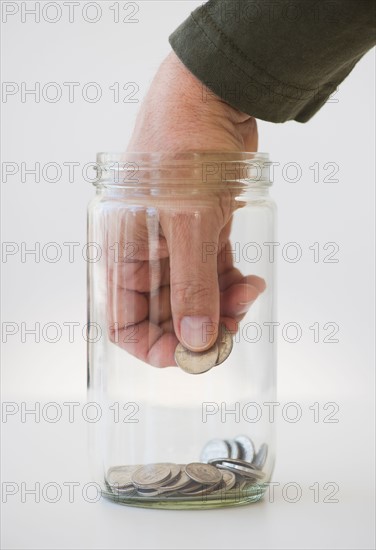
[1,1,375,549]
[2,399,374,550]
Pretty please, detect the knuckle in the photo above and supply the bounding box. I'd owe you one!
[171,280,212,308]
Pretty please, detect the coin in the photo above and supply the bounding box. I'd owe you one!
[215,464,259,481]
[209,457,253,468]
[160,463,181,485]
[209,456,265,475]
[200,438,231,463]
[227,439,242,459]
[179,480,203,494]
[185,462,222,485]
[132,463,172,488]
[215,324,233,365]
[181,478,223,496]
[107,465,141,488]
[239,478,252,490]
[106,442,267,500]
[220,469,236,490]
[158,470,192,493]
[115,490,137,496]
[252,443,268,470]
[215,460,265,480]
[235,435,255,463]
[175,342,219,374]
[135,487,161,497]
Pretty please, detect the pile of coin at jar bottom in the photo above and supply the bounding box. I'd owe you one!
[106,435,267,499]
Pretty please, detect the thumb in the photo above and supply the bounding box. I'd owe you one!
[160,208,220,351]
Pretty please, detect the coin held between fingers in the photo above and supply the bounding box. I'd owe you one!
[174,342,219,374]
[175,322,233,374]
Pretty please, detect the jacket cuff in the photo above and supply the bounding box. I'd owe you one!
[169,9,351,123]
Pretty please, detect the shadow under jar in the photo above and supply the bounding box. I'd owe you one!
[87,152,276,509]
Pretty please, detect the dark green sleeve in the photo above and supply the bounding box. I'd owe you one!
[169,0,376,122]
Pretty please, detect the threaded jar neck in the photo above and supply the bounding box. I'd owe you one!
[93,151,272,191]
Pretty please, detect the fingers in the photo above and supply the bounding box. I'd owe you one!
[106,207,266,367]
[220,282,262,317]
[217,243,266,320]
[109,320,178,368]
[109,257,170,293]
[108,276,179,368]
[108,275,265,368]
[160,208,221,352]
[148,285,172,325]
[108,208,169,263]
[109,287,149,327]
[219,270,266,294]
[107,207,170,293]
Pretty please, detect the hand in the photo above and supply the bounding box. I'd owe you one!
[108,51,265,367]
[127,52,258,153]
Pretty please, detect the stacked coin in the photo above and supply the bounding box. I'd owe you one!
[175,323,233,374]
[106,436,268,499]
[200,435,267,470]
[108,462,240,498]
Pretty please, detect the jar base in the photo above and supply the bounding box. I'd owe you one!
[101,484,267,510]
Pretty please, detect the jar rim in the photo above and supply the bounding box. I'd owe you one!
[96,151,269,162]
[94,151,272,188]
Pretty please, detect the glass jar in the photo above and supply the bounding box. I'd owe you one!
[87,152,276,509]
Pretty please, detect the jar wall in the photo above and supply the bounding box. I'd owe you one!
[87,153,276,509]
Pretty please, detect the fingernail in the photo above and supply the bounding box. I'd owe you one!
[237,299,255,314]
[180,316,213,350]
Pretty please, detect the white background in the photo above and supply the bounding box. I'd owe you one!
[1,1,375,549]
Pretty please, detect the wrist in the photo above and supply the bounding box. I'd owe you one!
[164,51,253,124]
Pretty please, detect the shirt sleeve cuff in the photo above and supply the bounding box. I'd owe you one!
[168,9,350,123]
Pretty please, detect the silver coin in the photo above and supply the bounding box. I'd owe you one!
[208,481,226,494]
[175,342,219,374]
[158,470,192,493]
[216,461,265,480]
[215,324,233,365]
[181,478,223,496]
[185,463,222,485]
[159,463,181,486]
[179,480,203,494]
[200,438,231,463]
[252,443,268,470]
[220,469,237,490]
[235,435,255,463]
[209,456,265,475]
[215,463,259,481]
[107,465,141,488]
[135,487,161,497]
[208,457,255,468]
[131,463,171,488]
[227,439,242,459]
[239,478,252,490]
[112,490,137,496]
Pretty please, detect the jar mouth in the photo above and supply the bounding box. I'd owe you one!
[94,151,272,188]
